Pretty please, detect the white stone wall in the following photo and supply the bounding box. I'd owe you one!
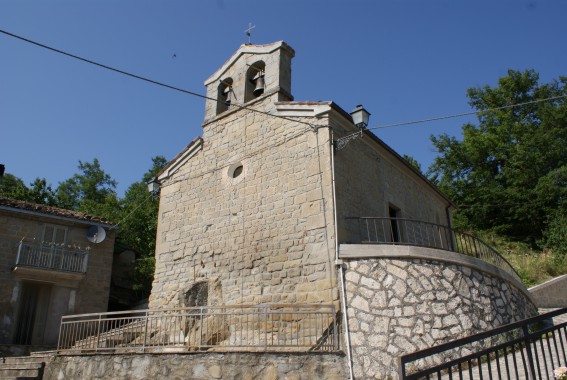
[529,274,567,308]
[150,96,338,310]
[344,258,537,379]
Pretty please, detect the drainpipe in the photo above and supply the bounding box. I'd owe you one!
[445,204,455,251]
[330,129,354,380]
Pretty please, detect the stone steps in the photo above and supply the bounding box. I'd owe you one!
[71,320,146,349]
[0,360,45,379]
[0,352,54,380]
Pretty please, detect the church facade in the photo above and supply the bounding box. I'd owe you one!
[149,41,453,310]
[149,41,536,378]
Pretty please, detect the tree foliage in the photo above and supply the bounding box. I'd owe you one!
[428,70,567,248]
[118,156,167,297]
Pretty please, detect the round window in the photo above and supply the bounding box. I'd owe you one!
[232,165,244,178]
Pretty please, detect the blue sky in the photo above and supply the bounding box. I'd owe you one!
[1,0,566,196]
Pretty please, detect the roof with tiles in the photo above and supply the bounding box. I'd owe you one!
[0,196,115,226]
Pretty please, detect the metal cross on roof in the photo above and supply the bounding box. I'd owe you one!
[244,23,256,44]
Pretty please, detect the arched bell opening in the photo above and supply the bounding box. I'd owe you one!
[244,61,266,103]
[216,77,234,115]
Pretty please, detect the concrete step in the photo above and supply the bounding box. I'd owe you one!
[29,350,56,357]
[1,356,46,365]
[0,361,44,379]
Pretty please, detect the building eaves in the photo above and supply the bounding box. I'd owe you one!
[156,137,204,180]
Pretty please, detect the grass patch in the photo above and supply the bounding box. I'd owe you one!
[475,231,567,287]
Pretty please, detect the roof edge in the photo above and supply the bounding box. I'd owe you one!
[204,41,295,85]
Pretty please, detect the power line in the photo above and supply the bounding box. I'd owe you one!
[367,95,567,131]
[334,94,567,146]
[0,28,317,129]
[3,28,566,139]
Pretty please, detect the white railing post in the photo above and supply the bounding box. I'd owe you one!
[16,241,23,265]
[82,252,89,273]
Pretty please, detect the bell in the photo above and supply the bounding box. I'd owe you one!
[253,76,265,96]
[223,86,232,105]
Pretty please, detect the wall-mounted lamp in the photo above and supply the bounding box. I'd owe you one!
[147,177,160,197]
[334,105,372,151]
[350,104,371,129]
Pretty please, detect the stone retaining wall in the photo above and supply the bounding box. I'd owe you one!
[344,257,537,379]
[43,352,347,380]
[529,274,567,308]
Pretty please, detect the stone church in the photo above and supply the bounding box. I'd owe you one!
[148,41,536,378]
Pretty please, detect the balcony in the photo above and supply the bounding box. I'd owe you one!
[343,217,521,283]
[15,241,90,274]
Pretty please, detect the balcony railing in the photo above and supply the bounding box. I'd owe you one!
[15,241,90,273]
[57,304,339,353]
[344,217,521,283]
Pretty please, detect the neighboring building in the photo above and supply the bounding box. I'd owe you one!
[0,197,115,348]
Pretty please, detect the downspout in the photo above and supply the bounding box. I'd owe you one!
[445,204,454,251]
[330,129,354,380]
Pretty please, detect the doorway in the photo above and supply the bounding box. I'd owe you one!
[13,282,51,345]
[388,205,401,243]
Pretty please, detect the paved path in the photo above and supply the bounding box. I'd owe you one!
[433,309,567,380]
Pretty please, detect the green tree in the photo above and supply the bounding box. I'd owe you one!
[0,173,31,200]
[428,70,567,244]
[0,174,57,206]
[402,154,423,173]
[118,156,167,298]
[56,159,120,220]
[27,178,57,206]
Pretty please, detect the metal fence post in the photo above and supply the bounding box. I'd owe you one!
[522,325,538,380]
[264,305,268,351]
[143,310,149,352]
[96,314,102,352]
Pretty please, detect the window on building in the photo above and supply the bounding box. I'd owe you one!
[42,224,67,246]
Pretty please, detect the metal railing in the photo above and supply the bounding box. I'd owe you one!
[57,304,339,354]
[344,217,521,283]
[399,307,567,380]
[15,241,89,273]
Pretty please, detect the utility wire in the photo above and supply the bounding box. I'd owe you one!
[110,191,156,229]
[335,94,567,146]
[0,28,317,129]
[4,28,566,141]
[367,95,567,131]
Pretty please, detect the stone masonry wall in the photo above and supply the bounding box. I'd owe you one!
[150,95,338,311]
[345,258,537,379]
[332,118,451,244]
[44,353,346,380]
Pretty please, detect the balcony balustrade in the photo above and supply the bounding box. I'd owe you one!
[15,241,89,274]
[344,217,520,283]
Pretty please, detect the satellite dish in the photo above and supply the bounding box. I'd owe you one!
[87,225,106,244]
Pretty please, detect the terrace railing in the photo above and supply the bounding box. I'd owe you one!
[57,304,339,354]
[344,217,521,284]
[399,307,567,380]
[15,241,89,273]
